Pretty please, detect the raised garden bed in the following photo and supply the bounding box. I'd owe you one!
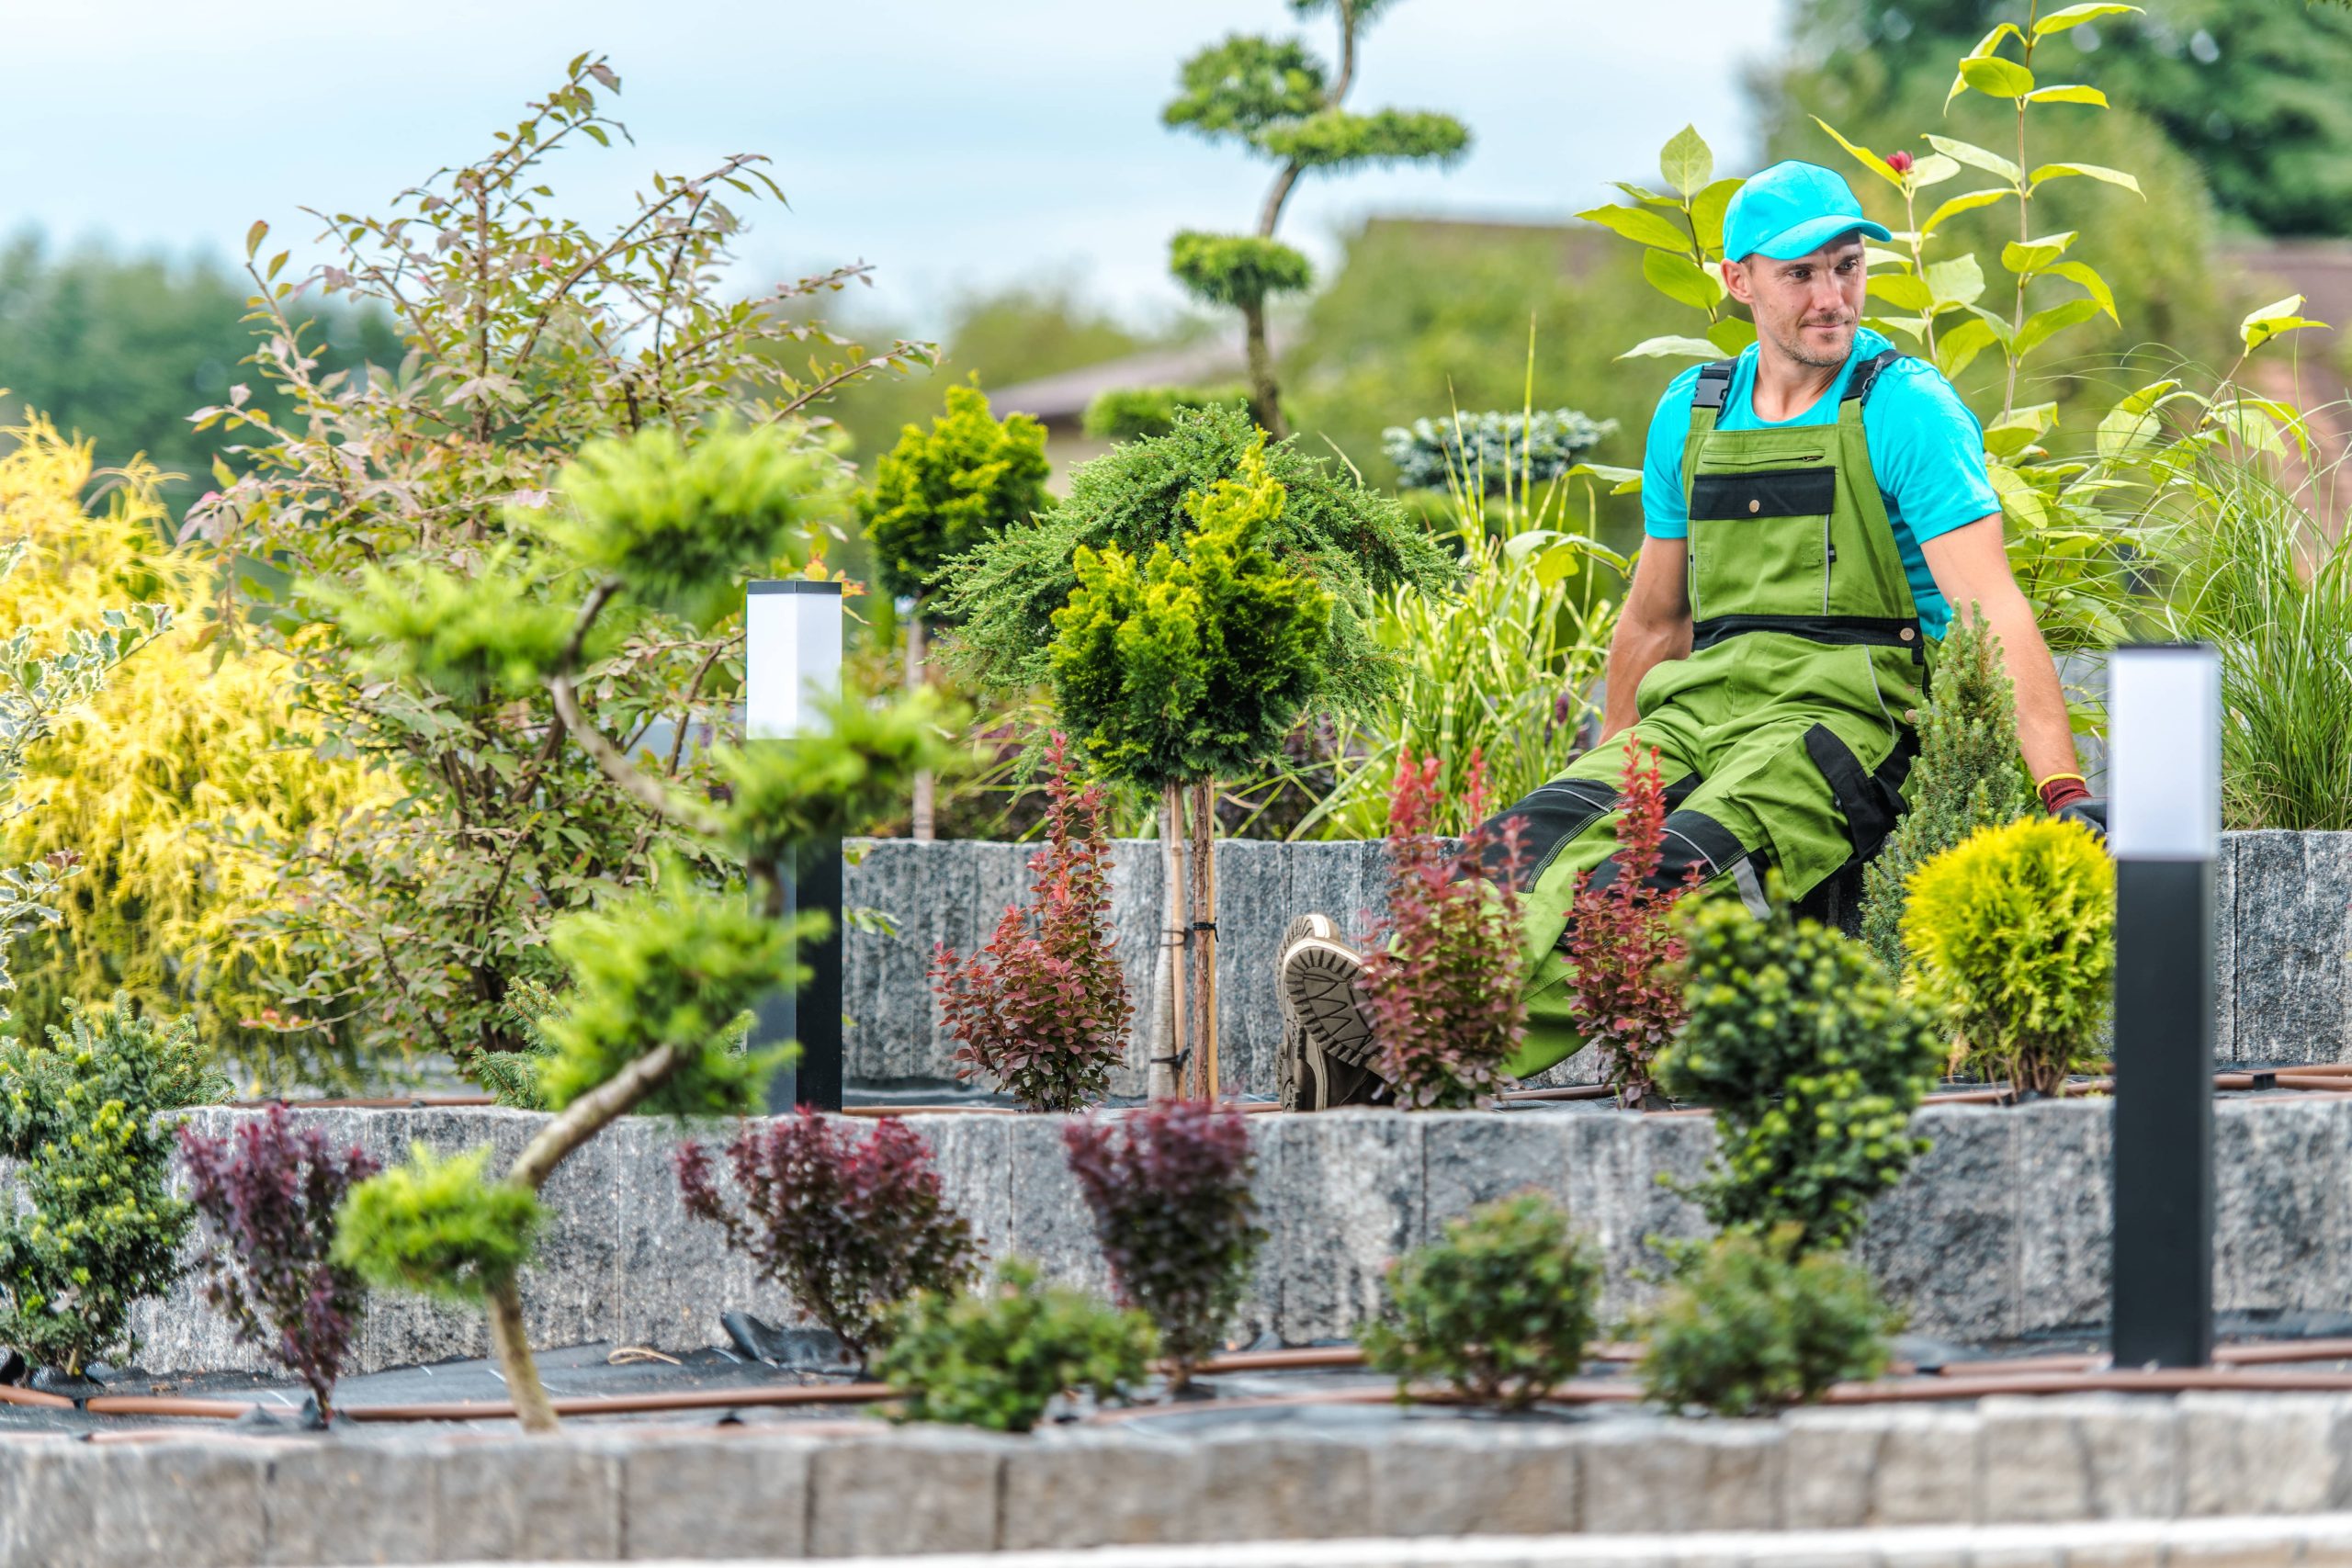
[843,831,2352,1098]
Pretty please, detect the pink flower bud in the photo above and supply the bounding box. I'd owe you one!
[1886,151,1916,175]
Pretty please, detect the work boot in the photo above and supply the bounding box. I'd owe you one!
[1277,914,1389,1111]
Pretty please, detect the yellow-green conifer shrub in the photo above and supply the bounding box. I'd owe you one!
[1900,817,2113,1098]
[0,421,393,1089]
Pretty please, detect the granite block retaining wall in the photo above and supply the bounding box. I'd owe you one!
[13,1394,2352,1564]
[73,1094,2352,1378]
[846,830,2352,1097]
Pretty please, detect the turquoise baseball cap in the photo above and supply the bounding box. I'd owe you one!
[1722,161,1892,261]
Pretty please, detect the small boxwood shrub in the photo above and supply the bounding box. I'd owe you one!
[0,996,223,1375]
[180,1105,380,1420]
[872,1258,1157,1432]
[1902,816,2114,1096]
[1658,897,1943,1250]
[1636,1227,1898,1416]
[1360,1191,1602,1411]
[1062,1100,1263,1388]
[676,1111,979,1360]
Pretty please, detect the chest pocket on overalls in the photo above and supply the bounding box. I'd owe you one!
[1686,457,1837,620]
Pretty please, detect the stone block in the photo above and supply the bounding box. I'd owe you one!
[524,1109,625,1353]
[1189,1431,1377,1543]
[1860,1104,2019,1341]
[1860,1408,1982,1527]
[2230,831,2352,1066]
[1267,1110,1425,1344]
[997,1428,1209,1550]
[1780,1411,1887,1529]
[842,840,975,1082]
[1235,1113,1284,1344]
[2014,1100,2113,1336]
[1577,1417,1785,1533]
[1214,837,1291,1100]
[1636,1115,1718,1264]
[607,1113,769,1354]
[2215,1099,2352,1315]
[263,1438,440,1566]
[806,1429,1004,1556]
[2177,1393,2346,1516]
[1565,1113,1653,1321]
[910,1112,1014,1269]
[56,1439,270,1568]
[1365,1424,1581,1538]
[620,1434,809,1560]
[1419,1111,1579,1246]
[431,1434,623,1562]
[1002,1111,1109,1293]
[2214,834,2238,1063]
[1979,1397,2179,1523]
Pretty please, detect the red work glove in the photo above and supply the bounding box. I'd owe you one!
[2038,773,2107,838]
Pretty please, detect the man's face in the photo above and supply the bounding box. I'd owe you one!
[1720,232,1867,371]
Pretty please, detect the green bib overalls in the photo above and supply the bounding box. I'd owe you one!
[1498,349,1929,1078]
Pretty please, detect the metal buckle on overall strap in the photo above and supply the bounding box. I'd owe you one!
[1692,359,1736,413]
[1840,348,1908,403]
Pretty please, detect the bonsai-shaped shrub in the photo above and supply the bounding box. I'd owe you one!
[1381,408,1617,494]
[179,1105,381,1420]
[1360,1192,1601,1412]
[1858,615,2034,976]
[1359,750,1530,1109]
[1657,897,1943,1251]
[1047,439,1334,1096]
[1902,817,2114,1097]
[933,732,1133,1111]
[872,1258,1157,1433]
[0,996,222,1376]
[1159,3,1468,434]
[861,382,1049,838]
[1636,1227,1898,1416]
[334,1143,542,1311]
[1062,1100,1263,1390]
[675,1111,980,1362]
[1560,736,1700,1108]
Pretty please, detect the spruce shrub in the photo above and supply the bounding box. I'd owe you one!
[1636,1227,1898,1416]
[872,1258,1157,1432]
[1062,1100,1263,1389]
[1360,1192,1602,1411]
[1902,817,2114,1097]
[179,1105,379,1419]
[0,996,223,1375]
[1858,612,2034,976]
[676,1111,978,1360]
[1658,897,1943,1250]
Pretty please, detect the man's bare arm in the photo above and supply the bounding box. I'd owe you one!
[1919,515,2080,785]
[1600,536,1693,742]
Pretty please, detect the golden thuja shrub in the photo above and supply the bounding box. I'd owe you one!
[0,419,393,1089]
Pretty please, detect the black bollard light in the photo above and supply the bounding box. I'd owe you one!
[2109,641,2221,1370]
[744,579,844,1113]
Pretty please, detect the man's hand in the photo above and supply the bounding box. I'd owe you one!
[2038,772,2107,839]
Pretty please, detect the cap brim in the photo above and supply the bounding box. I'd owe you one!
[1747,214,1893,260]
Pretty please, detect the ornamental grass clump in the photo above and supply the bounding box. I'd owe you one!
[0,997,223,1377]
[179,1105,379,1420]
[1636,1226,1898,1417]
[1359,749,1529,1109]
[675,1111,979,1362]
[933,733,1133,1111]
[1658,897,1943,1251]
[1360,1192,1602,1412]
[873,1258,1157,1433]
[1062,1100,1263,1390]
[1561,736,1702,1108]
[1902,817,2114,1097]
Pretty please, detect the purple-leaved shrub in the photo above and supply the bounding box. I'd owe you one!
[932,732,1133,1111]
[1062,1100,1264,1389]
[178,1105,379,1420]
[1360,750,1529,1109]
[676,1111,980,1360]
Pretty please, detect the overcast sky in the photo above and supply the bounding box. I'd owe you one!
[0,0,1790,331]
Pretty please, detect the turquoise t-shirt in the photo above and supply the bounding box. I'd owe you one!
[1640,327,1999,640]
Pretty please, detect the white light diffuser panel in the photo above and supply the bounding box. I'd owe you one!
[2109,642,2221,862]
[744,581,842,741]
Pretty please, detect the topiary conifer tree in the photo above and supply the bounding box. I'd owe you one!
[860,384,1050,838]
[1161,0,1470,435]
[1049,440,1332,1097]
[1858,612,2035,976]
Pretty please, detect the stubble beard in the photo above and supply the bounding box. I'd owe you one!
[1765,315,1856,372]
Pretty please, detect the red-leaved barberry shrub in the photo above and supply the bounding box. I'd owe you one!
[1360,749,1529,1109]
[1562,735,1702,1108]
[1061,1100,1264,1390]
[177,1105,380,1421]
[676,1111,980,1361]
[932,732,1133,1111]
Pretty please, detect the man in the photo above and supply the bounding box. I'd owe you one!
[1279,159,2101,1109]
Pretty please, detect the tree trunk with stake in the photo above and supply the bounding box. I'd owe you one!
[1152,781,1192,1100]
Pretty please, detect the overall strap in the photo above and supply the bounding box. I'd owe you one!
[1840,348,1907,408]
